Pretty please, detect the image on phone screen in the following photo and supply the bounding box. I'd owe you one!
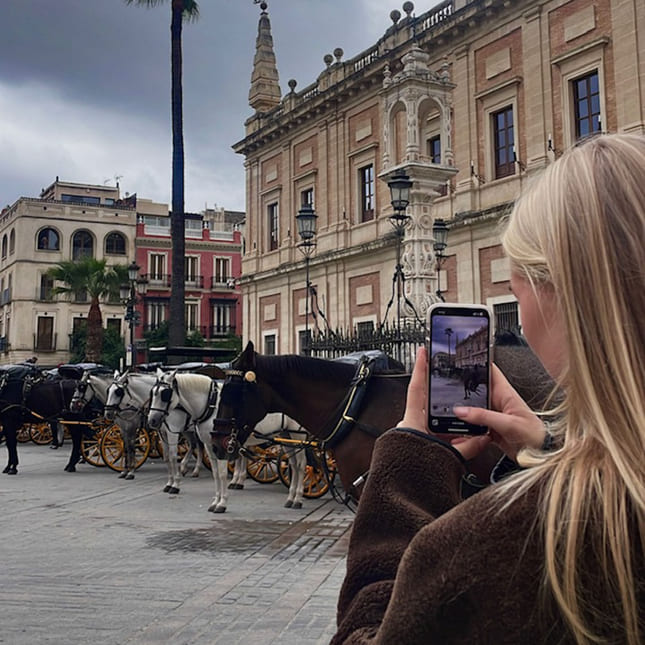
[429,309,490,432]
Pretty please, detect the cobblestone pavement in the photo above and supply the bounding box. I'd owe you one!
[0,443,354,644]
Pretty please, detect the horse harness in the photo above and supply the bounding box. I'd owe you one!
[149,377,218,431]
[216,356,386,500]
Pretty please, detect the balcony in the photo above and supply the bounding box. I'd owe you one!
[209,324,236,337]
[142,274,171,289]
[34,332,57,352]
[184,275,204,289]
[36,287,57,302]
[211,276,236,290]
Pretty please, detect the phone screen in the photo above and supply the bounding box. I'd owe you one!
[427,305,491,435]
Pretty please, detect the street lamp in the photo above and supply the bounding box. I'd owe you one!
[433,218,449,302]
[120,260,148,368]
[382,168,422,330]
[296,203,317,355]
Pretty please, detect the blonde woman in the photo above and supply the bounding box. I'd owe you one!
[331,133,644,645]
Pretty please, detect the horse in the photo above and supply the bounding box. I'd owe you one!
[147,369,310,509]
[147,370,239,512]
[212,336,556,504]
[461,364,487,400]
[71,370,205,483]
[0,368,91,474]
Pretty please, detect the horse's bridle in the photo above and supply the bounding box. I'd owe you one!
[104,375,141,419]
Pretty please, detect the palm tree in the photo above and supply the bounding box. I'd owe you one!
[125,0,199,357]
[48,259,128,362]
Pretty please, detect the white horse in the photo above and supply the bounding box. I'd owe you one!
[148,369,309,510]
[71,370,204,485]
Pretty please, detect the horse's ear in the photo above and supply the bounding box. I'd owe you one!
[241,341,257,369]
[170,369,178,379]
[113,369,119,379]
[156,367,164,378]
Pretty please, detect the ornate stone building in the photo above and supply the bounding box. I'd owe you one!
[235,0,643,355]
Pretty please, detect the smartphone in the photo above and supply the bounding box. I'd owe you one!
[427,303,493,435]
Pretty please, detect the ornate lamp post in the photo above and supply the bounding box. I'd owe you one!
[296,203,317,354]
[432,218,449,302]
[120,261,148,367]
[382,168,415,330]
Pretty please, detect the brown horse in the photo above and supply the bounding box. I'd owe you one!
[212,334,556,503]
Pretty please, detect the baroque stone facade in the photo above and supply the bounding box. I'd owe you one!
[236,0,644,354]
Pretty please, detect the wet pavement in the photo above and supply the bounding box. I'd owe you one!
[0,443,353,644]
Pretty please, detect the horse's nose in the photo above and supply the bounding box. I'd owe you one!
[148,415,159,429]
[104,409,115,420]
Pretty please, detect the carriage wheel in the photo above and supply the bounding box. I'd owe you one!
[78,423,109,467]
[245,444,281,483]
[29,422,53,445]
[147,429,163,460]
[17,423,31,443]
[100,425,151,472]
[279,447,333,499]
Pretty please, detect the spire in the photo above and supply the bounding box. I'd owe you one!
[249,2,281,113]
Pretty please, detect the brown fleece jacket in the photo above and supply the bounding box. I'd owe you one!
[332,428,568,645]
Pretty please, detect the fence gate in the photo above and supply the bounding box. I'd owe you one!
[307,322,426,372]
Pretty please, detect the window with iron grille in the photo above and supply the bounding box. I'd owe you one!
[105,232,126,255]
[359,164,375,223]
[214,257,230,284]
[573,71,601,139]
[301,188,314,207]
[36,316,54,350]
[493,107,515,180]
[264,334,276,356]
[268,203,279,251]
[150,254,165,280]
[494,301,520,333]
[72,230,94,260]
[185,303,198,331]
[298,329,311,355]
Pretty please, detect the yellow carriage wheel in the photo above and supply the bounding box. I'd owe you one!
[245,443,281,484]
[16,423,32,443]
[279,447,333,499]
[78,421,110,468]
[147,429,163,460]
[29,422,53,445]
[100,424,151,472]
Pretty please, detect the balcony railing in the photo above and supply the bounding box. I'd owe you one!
[34,332,57,352]
[142,274,172,289]
[211,277,236,289]
[1,288,12,305]
[209,324,236,337]
[184,275,204,289]
[0,336,8,352]
[36,287,57,302]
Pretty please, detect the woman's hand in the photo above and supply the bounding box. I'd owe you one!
[397,347,492,461]
[454,364,547,460]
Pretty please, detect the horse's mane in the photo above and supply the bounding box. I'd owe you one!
[175,373,213,398]
[255,353,355,382]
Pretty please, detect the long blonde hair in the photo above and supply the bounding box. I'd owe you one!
[502,133,645,644]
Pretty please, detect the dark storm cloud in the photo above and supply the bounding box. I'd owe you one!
[0,0,416,211]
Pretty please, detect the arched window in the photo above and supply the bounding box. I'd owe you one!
[1,235,6,260]
[72,230,93,260]
[37,228,60,251]
[9,229,15,255]
[105,232,126,255]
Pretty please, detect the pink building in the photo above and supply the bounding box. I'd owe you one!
[131,197,243,359]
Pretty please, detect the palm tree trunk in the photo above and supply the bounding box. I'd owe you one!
[86,296,104,362]
[168,0,186,359]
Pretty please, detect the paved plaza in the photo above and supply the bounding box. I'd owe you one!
[0,443,354,644]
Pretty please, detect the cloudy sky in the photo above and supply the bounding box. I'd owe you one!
[0,0,425,213]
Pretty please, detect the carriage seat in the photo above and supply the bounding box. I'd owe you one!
[0,364,42,382]
[332,350,403,373]
[56,363,111,379]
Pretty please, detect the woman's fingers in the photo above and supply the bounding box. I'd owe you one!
[397,346,429,432]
